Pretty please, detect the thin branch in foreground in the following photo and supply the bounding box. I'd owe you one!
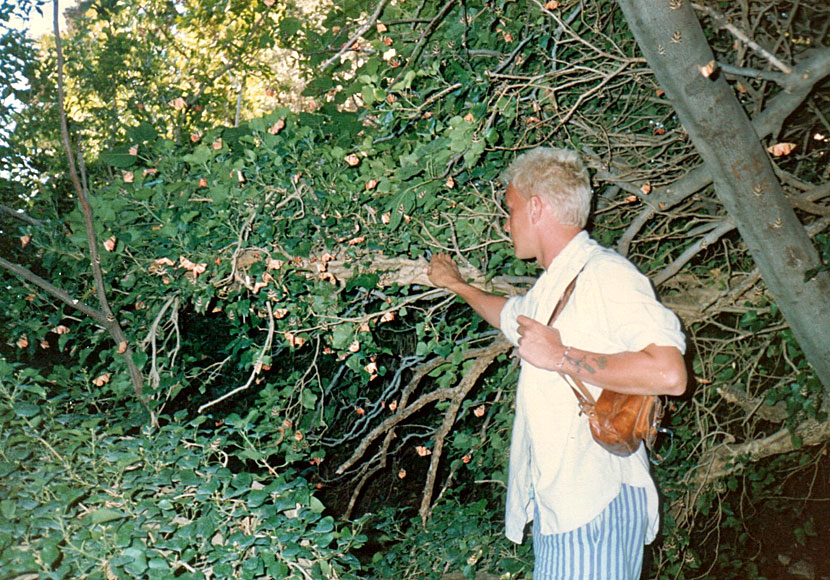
[52,0,147,406]
[320,0,392,72]
[0,204,46,227]
[197,302,276,413]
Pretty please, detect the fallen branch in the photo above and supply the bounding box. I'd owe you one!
[326,255,524,295]
[335,337,511,475]
[689,418,830,489]
[419,344,504,524]
[610,48,830,257]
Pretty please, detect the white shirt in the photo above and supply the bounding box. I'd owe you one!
[499,231,685,544]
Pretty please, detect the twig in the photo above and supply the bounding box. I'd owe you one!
[320,0,392,71]
[0,204,46,227]
[140,295,180,392]
[392,0,459,82]
[197,302,276,413]
[652,218,736,286]
[692,2,792,74]
[718,63,787,85]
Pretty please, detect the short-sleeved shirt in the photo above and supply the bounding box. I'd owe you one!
[499,231,685,544]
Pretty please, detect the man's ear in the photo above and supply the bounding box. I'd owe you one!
[529,195,544,223]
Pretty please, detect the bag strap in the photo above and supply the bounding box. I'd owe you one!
[547,269,596,407]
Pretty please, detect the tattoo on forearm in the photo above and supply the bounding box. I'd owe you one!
[565,353,607,375]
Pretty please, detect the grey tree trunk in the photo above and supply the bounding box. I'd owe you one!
[615,0,830,403]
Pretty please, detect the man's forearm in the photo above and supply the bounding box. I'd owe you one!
[446,282,507,330]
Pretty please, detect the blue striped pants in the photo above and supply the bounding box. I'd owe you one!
[532,484,648,580]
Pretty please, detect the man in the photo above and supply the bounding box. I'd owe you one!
[427,147,686,579]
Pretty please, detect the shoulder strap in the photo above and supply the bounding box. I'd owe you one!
[546,267,596,407]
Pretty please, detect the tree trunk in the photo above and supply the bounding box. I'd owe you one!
[615,0,830,404]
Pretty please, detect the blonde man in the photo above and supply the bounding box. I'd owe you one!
[428,147,686,580]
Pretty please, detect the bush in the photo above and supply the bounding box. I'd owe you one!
[0,359,366,580]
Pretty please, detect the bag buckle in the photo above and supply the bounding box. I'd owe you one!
[649,427,674,465]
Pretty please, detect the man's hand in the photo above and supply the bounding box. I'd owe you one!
[516,315,564,371]
[428,253,465,290]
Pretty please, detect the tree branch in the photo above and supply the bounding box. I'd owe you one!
[611,48,830,257]
[53,0,146,406]
[0,204,46,227]
[689,418,830,489]
[419,345,504,524]
[335,338,510,475]
[320,0,392,72]
[0,256,107,325]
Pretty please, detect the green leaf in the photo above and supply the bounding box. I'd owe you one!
[89,508,127,525]
[13,402,40,417]
[99,145,137,168]
[309,496,325,514]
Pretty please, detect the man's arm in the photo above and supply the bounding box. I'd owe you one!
[516,316,687,396]
[428,253,507,329]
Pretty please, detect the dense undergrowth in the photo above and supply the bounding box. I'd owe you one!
[2,0,829,578]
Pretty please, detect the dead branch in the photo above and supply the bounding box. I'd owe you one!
[335,337,511,475]
[419,344,504,524]
[197,302,276,413]
[692,2,792,74]
[652,218,736,286]
[689,418,830,489]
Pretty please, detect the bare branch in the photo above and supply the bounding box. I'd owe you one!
[692,2,792,74]
[198,302,276,413]
[320,0,393,71]
[690,418,830,488]
[0,204,46,227]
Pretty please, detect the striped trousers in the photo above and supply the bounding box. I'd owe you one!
[532,484,648,580]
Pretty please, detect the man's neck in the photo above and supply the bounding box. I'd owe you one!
[537,227,583,270]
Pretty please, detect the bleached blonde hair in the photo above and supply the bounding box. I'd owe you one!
[501,147,592,228]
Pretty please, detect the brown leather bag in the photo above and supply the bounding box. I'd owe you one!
[547,271,664,457]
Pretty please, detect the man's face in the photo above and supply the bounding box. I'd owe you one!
[504,183,536,260]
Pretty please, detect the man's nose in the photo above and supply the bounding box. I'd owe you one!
[504,218,510,233]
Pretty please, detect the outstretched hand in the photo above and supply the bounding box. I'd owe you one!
[428,253,464,289]
[516,315,565,371]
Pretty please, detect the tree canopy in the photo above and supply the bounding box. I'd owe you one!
[1,0,829,578]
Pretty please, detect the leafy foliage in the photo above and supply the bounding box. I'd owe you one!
[1,0,829,578]
[0,359,366,579]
